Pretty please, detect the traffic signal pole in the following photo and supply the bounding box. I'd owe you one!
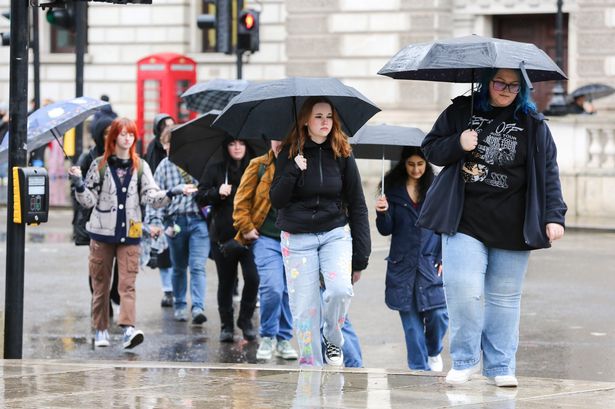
[4,0,29,359]
[236,0,243,79]
[74,1,86,161]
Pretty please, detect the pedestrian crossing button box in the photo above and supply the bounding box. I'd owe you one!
[12,167,49,225]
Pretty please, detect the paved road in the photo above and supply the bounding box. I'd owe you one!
[0,208,613,382]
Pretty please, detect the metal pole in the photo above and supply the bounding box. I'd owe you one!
[236,0,244,79]
[4,0,29,359]
[236,49,243,79]
[32,6,40,110]
[545,0,567,115]
[74,1,86,161]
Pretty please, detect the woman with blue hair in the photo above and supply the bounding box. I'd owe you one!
[418,68,567,387]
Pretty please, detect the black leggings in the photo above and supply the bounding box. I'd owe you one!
[211,243,259,314]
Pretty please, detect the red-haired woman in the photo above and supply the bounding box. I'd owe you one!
[68,117,195,350]
[270,97,371,367]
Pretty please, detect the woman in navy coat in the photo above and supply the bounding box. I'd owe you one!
[375,146,448,371]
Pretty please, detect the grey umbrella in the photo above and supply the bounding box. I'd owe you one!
[169,110,269,180]
[181,79,250,113]
[570,83,615,101]
[378,35,567,124]
[0,96,109,163]
[212,77,381,141]
[350,124,425,195]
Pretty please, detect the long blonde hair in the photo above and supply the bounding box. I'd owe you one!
[284,97,351,159]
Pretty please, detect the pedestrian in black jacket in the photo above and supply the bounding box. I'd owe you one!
[419,68,567,387]
[196,136,259,343]
[270,96,370,367]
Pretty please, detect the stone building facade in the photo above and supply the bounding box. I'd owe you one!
[0,0,614,218]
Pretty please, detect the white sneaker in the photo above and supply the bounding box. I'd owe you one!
[94,330,110,347]
[275,340,298,360]
[256,337,276,360]
[487,375,518,387]
[122,326,144,349]
[428,354,443,372]
[445,363,480,385]
[323,339,344,367]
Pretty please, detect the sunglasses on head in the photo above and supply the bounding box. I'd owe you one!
[491,80,521,94]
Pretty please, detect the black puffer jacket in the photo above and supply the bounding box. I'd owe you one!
[270,137,371,271]
[196,137,252,244]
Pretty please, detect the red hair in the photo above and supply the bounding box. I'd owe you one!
[99,117,140,172]
[283,97,351,159]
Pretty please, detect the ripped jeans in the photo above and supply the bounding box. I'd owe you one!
[442,232,530,377]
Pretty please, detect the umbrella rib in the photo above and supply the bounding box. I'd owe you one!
[50,128,69,160]
[235,99,267,140]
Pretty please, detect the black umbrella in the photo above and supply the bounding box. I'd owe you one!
[181,79,249,113]
[169,110,269,180]
[350,124,425,195]
[212,77,381,141]
[378,35,567,124]
[570,83,615,101]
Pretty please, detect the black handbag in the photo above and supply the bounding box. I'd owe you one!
[218,239,249,258]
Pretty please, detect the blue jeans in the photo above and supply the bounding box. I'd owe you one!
[281,226,353,367]
[167,215,210,312]
[252,236,293,341]
[443,232,530,377]
[159,267,173,293]
[340,317,363,367]
[399,306,448,370]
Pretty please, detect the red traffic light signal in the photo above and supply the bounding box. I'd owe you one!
[237,9,259,53]
[241,12,255,30]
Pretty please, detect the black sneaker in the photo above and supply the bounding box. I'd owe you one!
[324,338,343,366]
[160,291,173,308]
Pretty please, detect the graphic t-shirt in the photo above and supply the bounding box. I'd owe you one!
[458,105,531,250]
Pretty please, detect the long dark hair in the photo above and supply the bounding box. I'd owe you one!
[378,146,434,202]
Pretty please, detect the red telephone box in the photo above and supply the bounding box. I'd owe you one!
[136,53,197,151]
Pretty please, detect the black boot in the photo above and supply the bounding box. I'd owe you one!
[237,304,257,341]
[219,309,235,343]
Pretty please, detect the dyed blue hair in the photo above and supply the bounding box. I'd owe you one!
[474,68,537,118]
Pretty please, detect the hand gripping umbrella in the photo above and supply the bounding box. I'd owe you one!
[169,110,269,181]
[212,77,381,142]
[181,79,250,113]
[378,34,567,124]
[0,97,110,163]
[350,124,425,195]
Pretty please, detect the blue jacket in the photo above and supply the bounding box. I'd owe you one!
[376,184,446,312]
[418,96,567,249]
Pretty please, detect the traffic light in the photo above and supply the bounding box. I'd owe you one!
[46,2,75,31]
[197,0,232,54]
[237,9,259,53]
[1,11,9,46]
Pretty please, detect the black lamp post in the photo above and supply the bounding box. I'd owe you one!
[545,0,568,115]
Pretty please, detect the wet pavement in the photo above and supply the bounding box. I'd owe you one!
[0,207,614,407]
[1,360,614,408]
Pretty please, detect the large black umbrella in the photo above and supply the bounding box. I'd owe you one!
[169,110,269,180]
[212,77,381,141]
[350,124,425,194]
[570,83,615,101]
[181,79,249,113]
[378,35,567,123]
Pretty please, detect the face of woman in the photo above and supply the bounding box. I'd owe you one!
[228,140,246,161]
[405,155,427,181]
[489,69,521,108]
[115,127,135,151]
[306,102,333,139]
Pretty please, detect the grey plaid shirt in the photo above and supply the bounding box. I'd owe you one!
[145,157,199,227]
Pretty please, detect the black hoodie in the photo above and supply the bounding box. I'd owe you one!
[195,136,253,243]
[145,113,173,173]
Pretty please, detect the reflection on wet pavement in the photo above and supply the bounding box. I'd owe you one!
[1,360,614,408]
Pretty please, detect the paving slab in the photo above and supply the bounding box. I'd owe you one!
[0,360,614,409]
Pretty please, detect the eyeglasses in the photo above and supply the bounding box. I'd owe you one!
[491,80,520,94]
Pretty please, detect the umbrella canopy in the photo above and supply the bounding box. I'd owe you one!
[570,83,615,100]
[0,97,109,163]
[212,77,381,141]
[378,34,567,85]
[181,79,250,113]
[169,110,270,180]
[350,124,425,161]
